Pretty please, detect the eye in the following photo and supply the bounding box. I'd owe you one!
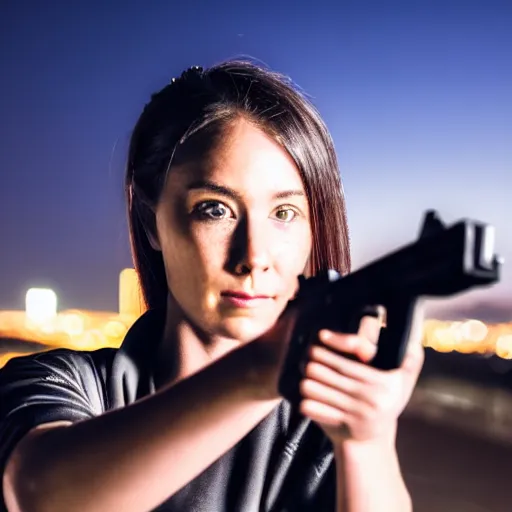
[192,200,233,220]
[273,207,298,223]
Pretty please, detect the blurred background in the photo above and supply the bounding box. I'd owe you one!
[0,1,511,510]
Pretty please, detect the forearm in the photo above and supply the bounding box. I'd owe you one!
[333,430,412,512]
[5,342,280,512]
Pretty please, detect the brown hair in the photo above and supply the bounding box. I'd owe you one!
[126,61,350,310]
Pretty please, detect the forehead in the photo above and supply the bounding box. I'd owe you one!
[170,119,305,196]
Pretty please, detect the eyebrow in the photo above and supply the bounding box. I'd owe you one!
[186,180,305,201]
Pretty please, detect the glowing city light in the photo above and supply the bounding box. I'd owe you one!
[25,288,57,325]
[496,335,512,360]
[119,268,146,317]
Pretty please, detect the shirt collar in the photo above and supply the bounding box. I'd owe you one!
[119,308,166,378]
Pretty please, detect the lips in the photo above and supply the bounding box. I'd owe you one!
[220,290,274,308]
[221,291,272,300]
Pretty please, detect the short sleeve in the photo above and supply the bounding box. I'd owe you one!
[0,349,109,510]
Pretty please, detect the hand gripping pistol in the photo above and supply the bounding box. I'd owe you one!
[278,210,503,406]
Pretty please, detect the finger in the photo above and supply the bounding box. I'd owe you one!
[358,312,384,344]
[300,378,359,412]
[310,344,390,384]
[299,399,345,427]
[318,331,377,363]
[304,362,389,411]
[402,299,426,370]
[304,361,360,396]
[402,342,425,373]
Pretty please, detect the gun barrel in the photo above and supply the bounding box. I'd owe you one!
[329,219,501,305]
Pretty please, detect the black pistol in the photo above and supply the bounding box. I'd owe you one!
[278,210,503,406]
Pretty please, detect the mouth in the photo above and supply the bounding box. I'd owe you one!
[220,291,274,308]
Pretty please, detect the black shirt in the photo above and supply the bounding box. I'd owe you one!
[0,310,335,511]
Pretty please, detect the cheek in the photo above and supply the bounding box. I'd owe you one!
[161,226,231,282]
[272,223,312,277]
[193,224,233,266]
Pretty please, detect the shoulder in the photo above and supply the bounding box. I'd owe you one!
[1,346,118,374]
[0,348,120,490]
[0,347,118,381]
[1,309,165,415]
[0,347,118,417]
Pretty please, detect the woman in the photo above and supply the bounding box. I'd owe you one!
[0,61,423,511]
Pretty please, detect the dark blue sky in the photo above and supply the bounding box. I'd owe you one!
[1,0,511,316]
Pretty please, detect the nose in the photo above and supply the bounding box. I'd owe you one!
[229,216,271,275]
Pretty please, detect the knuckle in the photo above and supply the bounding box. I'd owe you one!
[361,341,378,360]
[330,334,358,351]
[365,393,380,411]
[361,403,378,423]
[368,385,393,413]
[346,335,361,350]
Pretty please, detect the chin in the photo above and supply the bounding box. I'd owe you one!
[218,316,276,344]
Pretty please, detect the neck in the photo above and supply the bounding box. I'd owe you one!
[154,294,240,390]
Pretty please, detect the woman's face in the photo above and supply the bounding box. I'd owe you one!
[153,118,312,343]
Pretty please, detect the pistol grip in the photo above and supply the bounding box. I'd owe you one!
[278,303,383,405]
[371,297,418,370]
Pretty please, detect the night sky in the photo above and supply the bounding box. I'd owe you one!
[1,0,510,318]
